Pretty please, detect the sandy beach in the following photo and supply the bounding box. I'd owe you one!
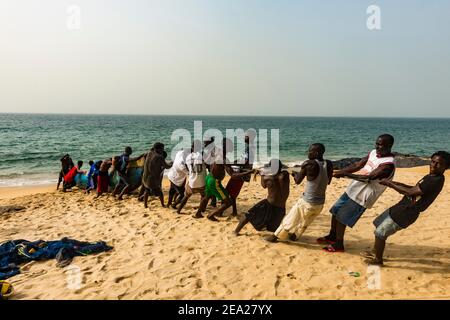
[1,167,449,300]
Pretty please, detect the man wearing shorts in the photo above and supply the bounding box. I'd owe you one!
[225,132,254,216]
[318,134,396,253]
[194,138,235,221]
[265,143,333,243]
[177,140,207,214]
[363,151,449,266]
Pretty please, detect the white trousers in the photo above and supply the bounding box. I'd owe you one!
[274,198,324,240]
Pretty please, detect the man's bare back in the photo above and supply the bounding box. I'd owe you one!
[262,171,290,208]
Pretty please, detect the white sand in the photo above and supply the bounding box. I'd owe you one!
[1,167,449,300]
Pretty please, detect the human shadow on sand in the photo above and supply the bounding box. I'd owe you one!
[267,234,450,275]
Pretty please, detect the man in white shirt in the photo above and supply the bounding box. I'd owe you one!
[167,148,190,209]
[318,134,396,253]
[177,140,207,214]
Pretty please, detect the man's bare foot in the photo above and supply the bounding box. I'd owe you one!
[263,234,278,243]
[233,230,241,236]
[193,212,203,219]
[289,233,298,241]
[207,215,219,222]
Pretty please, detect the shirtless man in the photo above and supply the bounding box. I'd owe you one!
[234,159,290,235]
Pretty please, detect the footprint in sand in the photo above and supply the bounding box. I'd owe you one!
[114,273,136,283]
[274,275,281,296]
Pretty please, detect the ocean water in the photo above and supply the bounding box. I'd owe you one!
[0,113,449,187]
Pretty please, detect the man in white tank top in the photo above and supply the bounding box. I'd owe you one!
[318,134,396,253]
[264,143,333,243]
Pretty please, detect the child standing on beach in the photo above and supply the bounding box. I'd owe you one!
[363,151,450,266]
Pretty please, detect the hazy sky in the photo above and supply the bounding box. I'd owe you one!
[0,0,449,117]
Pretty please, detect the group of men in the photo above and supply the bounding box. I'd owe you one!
[235,134,448,266]
[142,135,256,222]
[58,133,449,266]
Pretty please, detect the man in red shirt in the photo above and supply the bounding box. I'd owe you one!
[63,161,86,192]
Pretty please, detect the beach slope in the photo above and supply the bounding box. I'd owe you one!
[1,167,449,300]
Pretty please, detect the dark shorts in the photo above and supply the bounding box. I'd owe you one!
[118,172,131,187]
[226,178,245,199]
[330,192,366,228]
[143,186,163,197]
[63,181,76,190]
[246,199,286,232]
[373,210,403,240]
[169,181,185,195]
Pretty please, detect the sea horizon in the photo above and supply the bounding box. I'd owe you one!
[1,113,449,187]
[1,112,449,120]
